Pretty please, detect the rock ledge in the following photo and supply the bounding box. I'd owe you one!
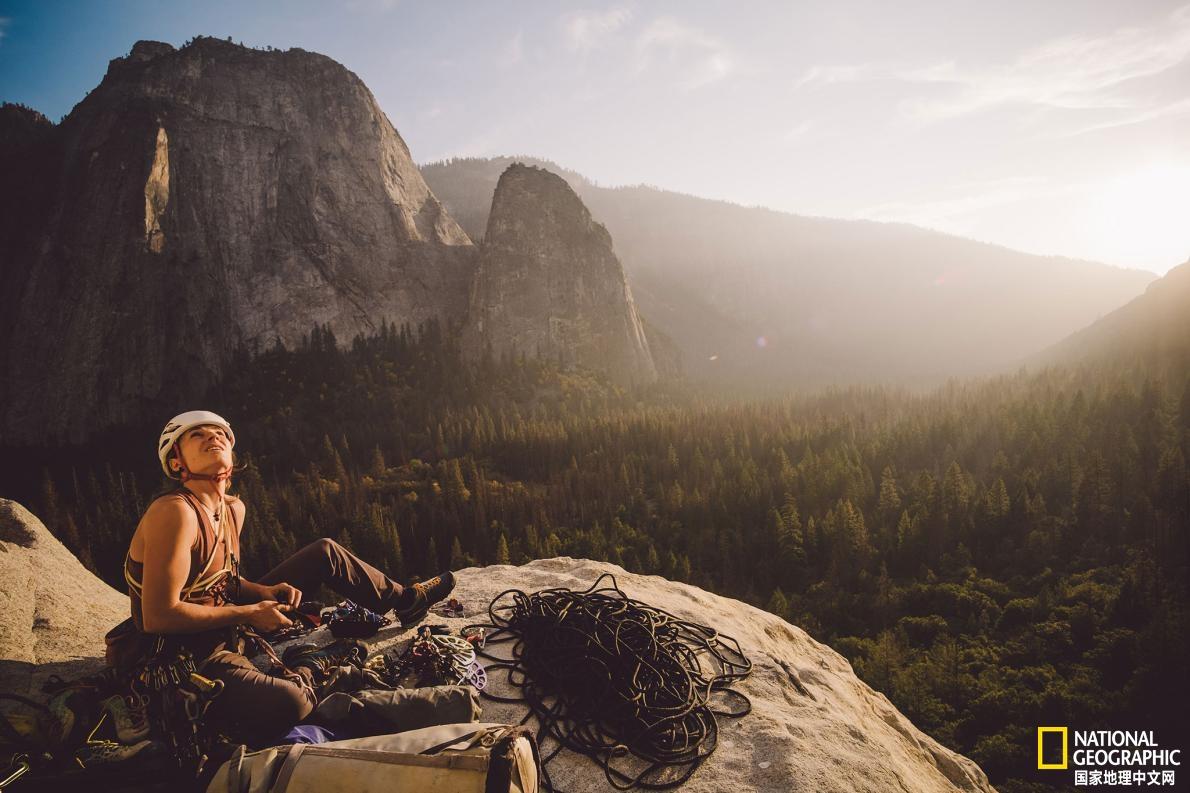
[0,501,995,792]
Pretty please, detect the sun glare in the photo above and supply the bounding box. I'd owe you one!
[1088,162,1190,273]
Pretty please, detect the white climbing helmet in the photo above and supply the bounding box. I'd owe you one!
[157,410,236,478]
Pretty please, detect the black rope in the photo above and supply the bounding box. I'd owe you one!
[465,573,752,791]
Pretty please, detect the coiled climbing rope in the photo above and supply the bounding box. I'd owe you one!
[467,573,752,791]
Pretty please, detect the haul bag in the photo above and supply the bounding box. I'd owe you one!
[309,685,482,737]
[206,722,540,793]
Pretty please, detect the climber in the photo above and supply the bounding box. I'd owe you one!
[106,410,456,745]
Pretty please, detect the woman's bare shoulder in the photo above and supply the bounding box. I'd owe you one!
[144,491,190,515]
[140,493,198,538]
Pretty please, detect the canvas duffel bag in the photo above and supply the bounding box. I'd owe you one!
[206,722,540,793]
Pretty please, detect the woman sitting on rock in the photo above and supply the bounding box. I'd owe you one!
[108,410,455,744]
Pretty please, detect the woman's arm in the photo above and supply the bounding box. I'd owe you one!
[139,498,291,634]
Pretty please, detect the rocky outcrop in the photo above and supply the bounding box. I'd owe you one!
[461,164,657,386]
[0,500,127,696]
[0,37,476,444]
[0,499,994,791]
[388,557,996,793]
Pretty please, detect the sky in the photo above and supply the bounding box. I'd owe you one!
[1,0,1188,275]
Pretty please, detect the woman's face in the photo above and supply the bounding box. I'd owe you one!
[173,424,234,475]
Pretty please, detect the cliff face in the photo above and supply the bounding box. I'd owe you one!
[0,499,995,793]
[462,164,657,386]
[1,38,475,443]
[0,104,56,363]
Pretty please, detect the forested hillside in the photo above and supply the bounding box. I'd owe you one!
[2,322,1186,792]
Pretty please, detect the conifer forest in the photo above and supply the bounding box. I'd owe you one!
[4,321,1187,793]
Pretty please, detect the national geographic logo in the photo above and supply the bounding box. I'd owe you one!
[1037,727,1181,787]
[1038,727,1068,770]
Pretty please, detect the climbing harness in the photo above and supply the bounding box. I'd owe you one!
[465,573,752,791]
[131,639,226,777]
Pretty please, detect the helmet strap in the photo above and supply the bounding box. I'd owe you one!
[174,447,233,484]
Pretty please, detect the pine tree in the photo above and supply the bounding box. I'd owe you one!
[985,478,1010,519]
[766,587,790,620]
[443,458,471,503]
[450,536,467,568]
[370,446,387,479]
[646,544,660,574]
[878,466,902,516]
[425,535,439,573]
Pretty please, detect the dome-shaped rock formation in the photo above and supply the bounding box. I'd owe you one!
[0,37,476,444]
[461,164,658,387]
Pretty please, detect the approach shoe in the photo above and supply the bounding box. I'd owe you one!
[76,738,156,767]
[47,685,98,750]
[100,694,150,744]
[282,638,369,683]
[395,571,457,628]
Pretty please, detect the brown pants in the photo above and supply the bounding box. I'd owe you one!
[201,538,406,745]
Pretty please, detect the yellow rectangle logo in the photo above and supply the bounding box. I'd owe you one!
[1037,727,1068,769]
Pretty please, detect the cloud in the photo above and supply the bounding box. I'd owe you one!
[1057,95,1190,137]
[796,4,1190,124]
[636,16,720,53]
[563,7,633,51]
[793,64,882,89]
[635,17,734,89]
[782,121,813,144]
[418,104,444,122]
[0,17,10,42]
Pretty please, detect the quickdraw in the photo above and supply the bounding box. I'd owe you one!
[131,640,226,777]
[0,754,31,791]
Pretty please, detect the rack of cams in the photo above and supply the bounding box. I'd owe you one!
[366,628,487,690]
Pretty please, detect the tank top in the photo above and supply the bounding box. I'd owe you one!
[114,488,243,666]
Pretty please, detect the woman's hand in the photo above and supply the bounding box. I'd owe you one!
[267,583,302,609]
[244,600,293,632]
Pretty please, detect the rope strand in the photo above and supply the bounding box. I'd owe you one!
[467,573,752,791]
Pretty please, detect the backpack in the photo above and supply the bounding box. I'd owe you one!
[205,722,540,793]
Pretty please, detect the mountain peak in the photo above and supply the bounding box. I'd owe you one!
[2,38,474,443]
[461,163,658,385]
